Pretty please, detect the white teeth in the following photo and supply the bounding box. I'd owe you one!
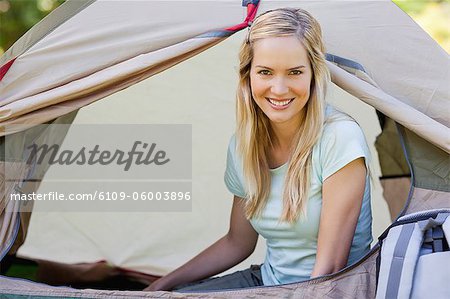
[268,98,293,106]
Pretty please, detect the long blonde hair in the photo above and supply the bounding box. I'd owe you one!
[236,8,330,222]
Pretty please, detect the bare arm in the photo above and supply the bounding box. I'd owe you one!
[311,157,366,277]
[144,196,258,291]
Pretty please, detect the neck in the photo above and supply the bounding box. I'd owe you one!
[270,111,305,151]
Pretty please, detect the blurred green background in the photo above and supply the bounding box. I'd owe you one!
[0,0,449,54]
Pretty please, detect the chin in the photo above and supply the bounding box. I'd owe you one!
[267,116,291,124]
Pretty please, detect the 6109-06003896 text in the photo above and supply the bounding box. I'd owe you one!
[10,191,191,202]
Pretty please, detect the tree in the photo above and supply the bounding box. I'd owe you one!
[0,0,65,54]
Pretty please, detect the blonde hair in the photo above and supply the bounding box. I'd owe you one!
[236,8,330,222]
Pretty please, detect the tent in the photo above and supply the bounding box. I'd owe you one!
[1,0,449,297]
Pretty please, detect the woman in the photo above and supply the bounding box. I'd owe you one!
[145,7,372,291]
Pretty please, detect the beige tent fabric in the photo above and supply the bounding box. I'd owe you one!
[400,126,449,192]
[375,118,410,177]
[0,37,224,137]
[405,187,450,215]
[0,0,95,66]
[1,1,448,145]
[327,62,450,154]
[0,162,29,257]
[0,111,77,257]
[7,211,33,255]
[15,31,388,277]
[0,0,243,108]
[0,0,448,296]
[380,178,411,221]
[0,248,379,298]
[375,117,411,221]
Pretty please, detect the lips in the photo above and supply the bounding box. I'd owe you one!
[266,97,294,109]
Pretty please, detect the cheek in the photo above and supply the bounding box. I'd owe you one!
[295,78,312,98]
[249,75,265,98]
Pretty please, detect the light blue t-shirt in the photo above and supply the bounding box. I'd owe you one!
[224,113,373,286]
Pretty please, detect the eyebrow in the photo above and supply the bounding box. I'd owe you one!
[254,65,306,70]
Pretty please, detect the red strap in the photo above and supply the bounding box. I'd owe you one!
[0,58,15,82]
[225,2,260,32]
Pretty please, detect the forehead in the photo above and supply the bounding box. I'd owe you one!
[251,36,310,68]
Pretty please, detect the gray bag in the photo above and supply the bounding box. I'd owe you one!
[376,209,450,299]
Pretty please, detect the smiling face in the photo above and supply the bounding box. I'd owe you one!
[250,36,313,130]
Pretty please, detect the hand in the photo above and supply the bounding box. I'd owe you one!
[144,196,257,292]
[143,277,171,292]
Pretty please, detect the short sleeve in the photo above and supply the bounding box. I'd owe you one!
[319,120,371,182]
[224,136,247,198]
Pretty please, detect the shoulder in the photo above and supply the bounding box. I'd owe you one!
[322,118,366,143]
[320,107,367,149]
[224,134,246,198]
[226,133,244,170]
[227,134,238,159]
[316,117,369,160]
[228,134,237,148]
[313,107,371,181]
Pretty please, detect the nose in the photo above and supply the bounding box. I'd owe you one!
[270,77,289,96]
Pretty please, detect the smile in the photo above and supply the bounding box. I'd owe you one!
[266,98,294,107]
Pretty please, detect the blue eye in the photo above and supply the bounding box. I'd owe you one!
[289,70,302,75]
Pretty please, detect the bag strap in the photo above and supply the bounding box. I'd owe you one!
[419,212,449,253]
[385,223,417,299]
[376,212,449,299]
[418,212,449,231]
